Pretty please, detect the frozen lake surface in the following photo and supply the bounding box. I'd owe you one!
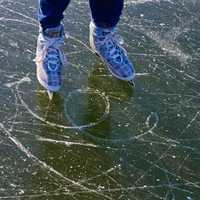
[0,0,200,199]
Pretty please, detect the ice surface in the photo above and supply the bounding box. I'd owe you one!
[0,0,199,199]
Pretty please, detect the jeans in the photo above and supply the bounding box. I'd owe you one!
[38,0,124,30]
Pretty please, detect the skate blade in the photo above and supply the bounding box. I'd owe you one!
[47,90,54,100]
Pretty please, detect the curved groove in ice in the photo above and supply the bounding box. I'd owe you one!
[16,77,110,130]
[64,89,110,129]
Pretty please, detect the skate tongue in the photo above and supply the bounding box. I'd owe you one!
[44,26,63,38]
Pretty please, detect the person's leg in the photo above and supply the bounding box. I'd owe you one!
[89,0,135,82]
[89,0,123,28]
[38,0,71,30]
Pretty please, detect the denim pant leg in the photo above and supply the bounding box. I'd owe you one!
[38,0,70,30]
[38,0,124,29]
[89,0,124,28]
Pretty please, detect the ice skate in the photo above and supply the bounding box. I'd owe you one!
[89,22,135,82]
[35,24,67,100]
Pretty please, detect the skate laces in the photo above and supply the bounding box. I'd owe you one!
[96,29,125,62]
[97,28,124,46]
[35,37,67,71]
[112,31,124,46]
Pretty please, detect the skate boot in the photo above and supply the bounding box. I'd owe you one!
[89,22,135,83]
[35,24,67,99]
